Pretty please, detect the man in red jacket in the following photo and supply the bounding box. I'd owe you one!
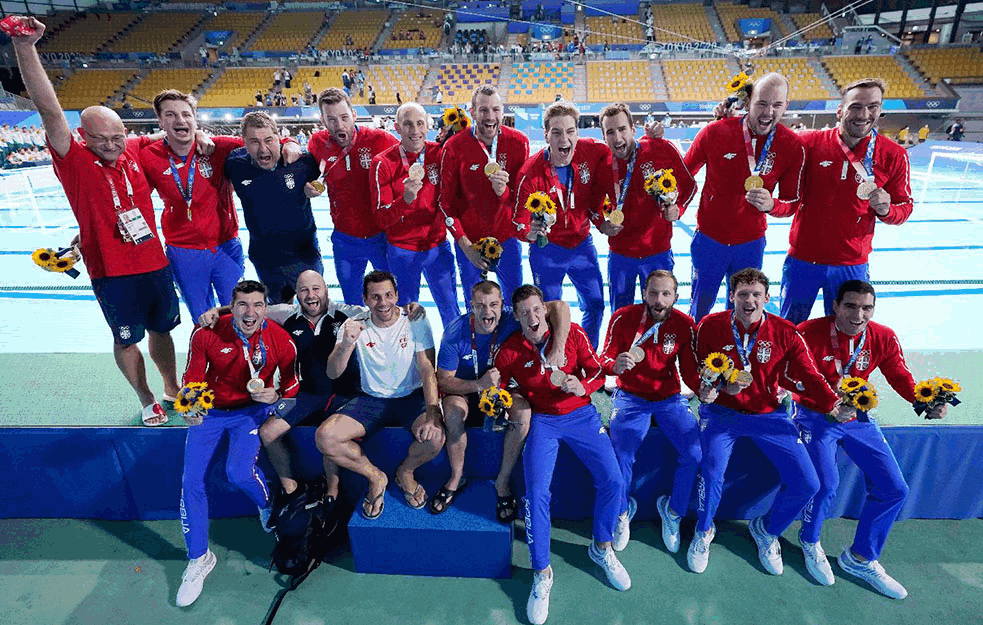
[495,285,629,625]
[684,73,805,321]
[688,268,847,577]
[309,88,397,304]
[514,101,609,346]
[599,103,697,311]
[601,270,701,553]
[775,79,914,323]
[177,280,300,607]
[370,102,459,326]
[439,84,530,307]
[792,280,946,598]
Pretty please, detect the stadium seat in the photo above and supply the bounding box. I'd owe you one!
[584,15,644,47]
[661,58,734,101]
[822,55,926,98]
[714,2,785,42]
[196,68,277,108]
[586,61,655,102]
[53,69,138,110]
[39,12,141,54]
[105,11,202,54]
[650,3,716,44]
[507,62,575,104]
[248,11,325,52]
[906,46,983,86]
[317,9,388,51]
[791,12,834,40]
[432,64,502,104]
[748,57,835,100]
[198,12,266,51]
[125,69,212,107]
[384,8,443,50]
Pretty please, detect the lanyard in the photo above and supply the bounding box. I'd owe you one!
[167,146,196,220]
[731,312,766,371]
[472,126,498,163]
[96,159,137,241]
[830,323,867,377]
[469,315,500,379]
[612,144,637,210]
[543,151,575,214]
[233,321,268,379]
[398,145,425,171]
[741,116,777,176]
[631,307,663,349]
[326,126,359,174]
[835,128,877,182]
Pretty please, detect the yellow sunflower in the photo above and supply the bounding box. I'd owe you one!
[913,380,938,403]
[199,390,215,411]
[32,248,54,268]
[601,195,612,215]
[174,395,193,414]
[485,241,503,259]
[50,256,76,273]
[458,111,471,130]
[839,377,866,393]
[937,378,961,393]
[852,390,879,411]
[704,352,730,374]
[478,396,495,417]
[725,367,741,384]
[727,72,749,93]
[643,172,659,195]
[526,191,551,214]
[658,169,677,194]
[442,107,460,127]
[499,389,513,409]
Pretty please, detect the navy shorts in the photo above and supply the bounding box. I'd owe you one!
[275,391,353,427]
[252,249,323,304]
[336,388,427,438]
[90,266,181,345]
[444,392,485,428]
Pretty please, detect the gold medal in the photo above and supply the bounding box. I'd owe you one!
[628,346,645,363]
[484,162,501,177]
[549,369,567,386]
[744,175,764,191]
[309,180,325,194]
[246,378,265,394]
[735,370,753,386]
[856,180,877,200]
[608,209,625,225]
[408,163,425,181]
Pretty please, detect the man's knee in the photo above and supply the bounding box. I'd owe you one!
[315,415,355,455]
[259,416,290,446]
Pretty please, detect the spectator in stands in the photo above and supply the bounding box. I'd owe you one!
[918,124,930,143]
[396,91,403,105]
[434,87,443,104]
[198,45,208,67]
[367,85,375,104]
[255,91,263,106]
[896,125,911,146]
[283,68,292,89]
[318,270,444,520]
[225,112,325,304]
[308,88,397,304]
[947,118,965,141]
[273,68,282,89]
[9,15,181,426]
[264,92,274,107]
[342,69,351,91]
[231,46,241,64]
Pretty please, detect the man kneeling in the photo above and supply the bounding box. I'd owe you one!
[317,271,444,519]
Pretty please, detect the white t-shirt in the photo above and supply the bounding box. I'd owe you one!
[346,311,434,398]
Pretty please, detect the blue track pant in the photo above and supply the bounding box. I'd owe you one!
[529,237,605,348]
[794,403,909,560]
[457,237,522,309]
[331,230,390,305]
[523,404,623,571]
[180,404,272,559]
[695,402,819,535]
[780,255,870,324]
[387,240,460,327]
[166,239,244,320]
[689,231,766,322]
[608,248,675,312]
[609,391,702,516]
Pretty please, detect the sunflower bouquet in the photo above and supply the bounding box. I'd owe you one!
[834,376,878,421]
[473,236,503,277]
[441,106,471,133]
[479,386,513,431]
[700,352,742,388]
[175,381,215,425]
[525,191,557,248]
[724,66,755,110]
[912,377,962,417]
[32,245,81,279]
[642,169,678,207]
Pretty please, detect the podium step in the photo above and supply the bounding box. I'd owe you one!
[348,479,512,578]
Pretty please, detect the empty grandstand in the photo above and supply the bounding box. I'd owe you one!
[586,60,655,102]
[906,46,983,85]
[318,9,388,51]
[248,11,325,53]
[52,69,138,110]
[822,55,927,99]
[431,64,501,104]
[508,62,575,104]
[650,3,715,44]
[661,58,735,101]
[104,11,202,54]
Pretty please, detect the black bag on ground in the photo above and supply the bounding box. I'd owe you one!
[268,477,348,576]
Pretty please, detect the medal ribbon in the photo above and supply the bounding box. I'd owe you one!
[730,312,766,372]
[830,324,867,377]
[741,116,777,176]
[612,144,637,211]
[472,126,499,163]
[96,159,138,242]
[167,146,197,220]
[835,128,878,183]
[233,320,268,380]
[543,151,575,215]
[327,126,359,174]
[534,334,558,376]
[469,315,501,379]
[398,145,426,173]
[630,307,663,349]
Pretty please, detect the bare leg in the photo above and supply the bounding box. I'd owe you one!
[147,330,180,398]
[441,395,468,491]
[395,412,446,507]
[259,416,297,494]
[113,342,155,408]
[496,394,531,498]
[316,414,386,516]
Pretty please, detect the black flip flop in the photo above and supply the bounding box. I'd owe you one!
[428,479,468,514]
[496,494,518,523]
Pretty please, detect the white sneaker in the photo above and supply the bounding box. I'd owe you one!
[799,536,835,586]
[749,516,784,575]
[612,496,637,552]
[588,542,631,591]
[258,506,273,533]
[656,495,681,553]
[687,525,715,573]
[176,550,217,607]
[837,550,908,599]
[526,567,553,625]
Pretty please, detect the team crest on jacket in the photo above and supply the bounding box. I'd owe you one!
[662,333,677,355]
[640,161,656,180]
[427,163,439,185]
[756,341,772,364]
[284,173,295,189]
[855,350,871,371]
[497,155,507,169]
[198,158,213,178]
[359,147,373,169]
[759,152,776,175]
[578,163,590,185]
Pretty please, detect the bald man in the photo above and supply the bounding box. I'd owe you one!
[10,16,180,426]
[684,72,805,321]
[370,102,460,326]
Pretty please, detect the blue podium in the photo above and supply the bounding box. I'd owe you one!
[348,479,513,578]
